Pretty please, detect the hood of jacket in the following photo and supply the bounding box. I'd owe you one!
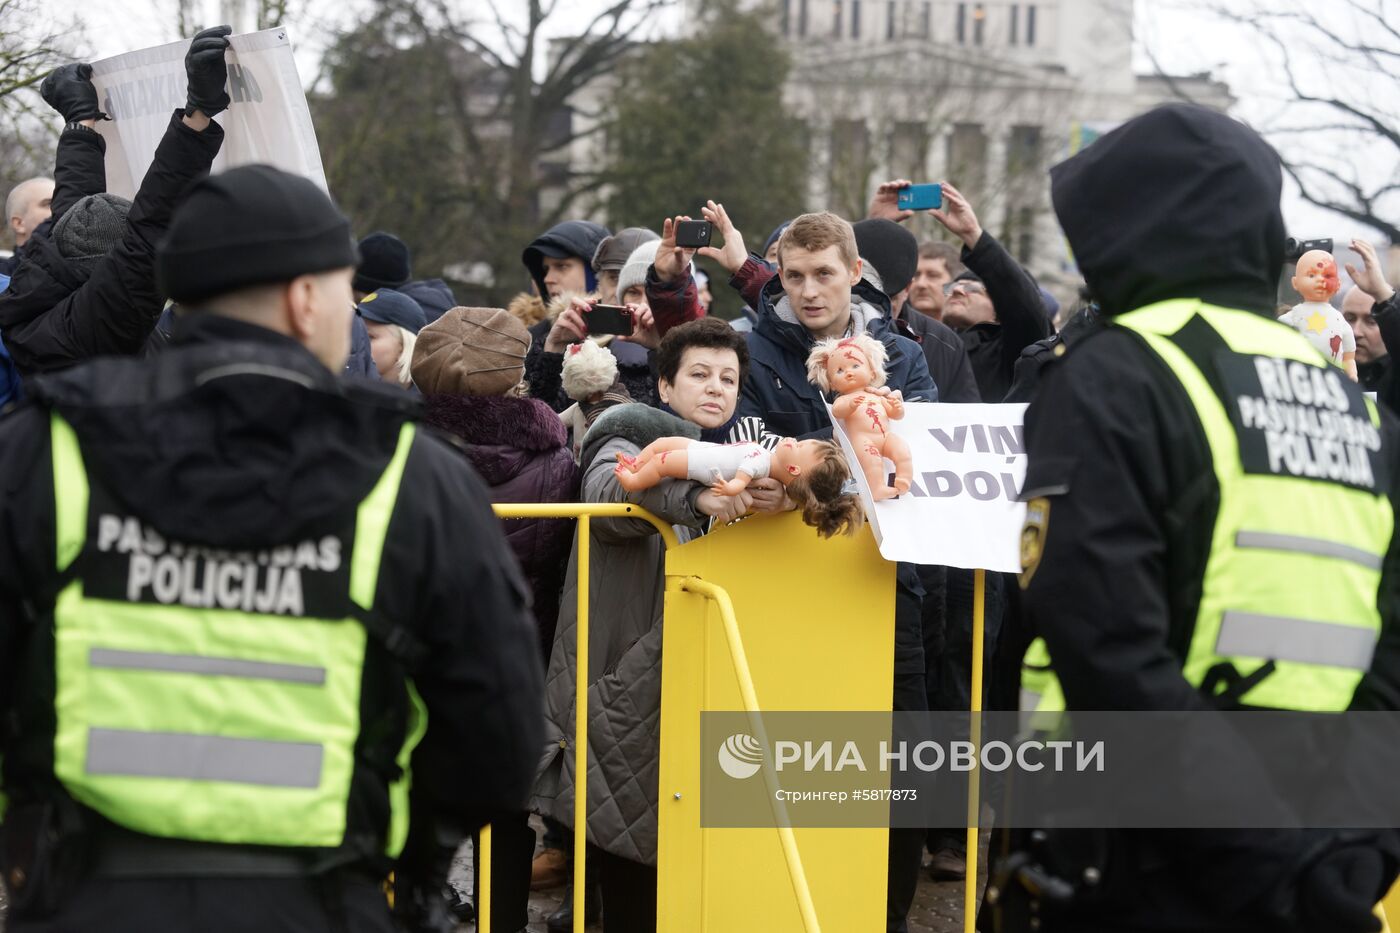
[0,230,91,331]
[579,402,699,471]
[522,220,610,299]
[29,313,418,546]
[422,393,568,486]
[398,278,457,325]
[1050,103,1285,316]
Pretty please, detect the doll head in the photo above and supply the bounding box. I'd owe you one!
[806,333,888,394]
[782,438,865,538]
[1292,249,1341,303]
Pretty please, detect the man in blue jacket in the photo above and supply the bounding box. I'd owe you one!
[737,211,935,933]
[738,210,936,435]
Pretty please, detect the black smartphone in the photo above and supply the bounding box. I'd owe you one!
[674,219,712,249]
[586,303,634,336]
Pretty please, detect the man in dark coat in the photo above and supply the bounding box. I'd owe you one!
[0,163,542,932]
[1000,102,1400,933]
[521,220,610,411]
[0,176,54,277]
[852,217,980,404]
[351,230,458,326]
[742,212,936,933]
[0,34,228,377]
[868,180,1050,401]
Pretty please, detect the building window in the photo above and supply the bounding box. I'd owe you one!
[830,119,873,220]
[1006,125,1042,179]
[1010,4,1019,45]
[782,0,791,36]
[1027,4,1037,45]
[833,0,843,37]
[947,123,988,196]
[890,121,929,180]
[852,0,861,37]
[973,3,985,45]
[887,0,896,39]
[798,0,808,36]
[1016,207,1035,264]
[956,2,966,43]
[920,1,931,37]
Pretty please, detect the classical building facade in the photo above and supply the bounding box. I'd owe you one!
[754,0,1232,294]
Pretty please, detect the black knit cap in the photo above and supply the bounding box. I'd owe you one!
[157,164,357,305]
[353,231,411,294]
[852,218,919,298]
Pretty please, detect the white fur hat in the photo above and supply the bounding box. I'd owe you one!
[561,340,619,401]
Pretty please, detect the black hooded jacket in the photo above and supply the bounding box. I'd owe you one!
[0,112,223,376]
[520,220,609,301]
[1009,104,1400,932]
[0,315,544,874]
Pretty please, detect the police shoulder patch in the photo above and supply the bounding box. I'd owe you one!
[1019,497,1051,590]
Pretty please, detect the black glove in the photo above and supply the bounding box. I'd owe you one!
[184,25,232,116]
[1298,845,1387,933]
[40,63,106,123]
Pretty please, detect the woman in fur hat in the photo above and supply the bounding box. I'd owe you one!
[411,305,582,933]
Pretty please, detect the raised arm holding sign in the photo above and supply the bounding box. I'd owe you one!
[0,34,227,375]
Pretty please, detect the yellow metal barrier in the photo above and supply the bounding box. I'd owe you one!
[658,510,894,931]
[483,503,819,933]
[966,568,985,933]
[677,576,821,933]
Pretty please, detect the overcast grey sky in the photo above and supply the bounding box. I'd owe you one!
[50,0,1397,244]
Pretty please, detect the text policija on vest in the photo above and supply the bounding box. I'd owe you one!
[97,514,339,616]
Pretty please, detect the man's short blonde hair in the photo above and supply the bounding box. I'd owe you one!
[776,211,859,270]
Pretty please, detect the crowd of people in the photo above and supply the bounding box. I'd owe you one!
[1,27,1399,933]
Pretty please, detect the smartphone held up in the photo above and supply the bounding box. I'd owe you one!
[897,183,942,212]
[585,303,635,337]
[674,220,712,249]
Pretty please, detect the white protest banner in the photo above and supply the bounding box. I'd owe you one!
[831,402,1028,572]
[89,27,327,199]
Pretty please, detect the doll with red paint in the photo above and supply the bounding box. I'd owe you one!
[807,333,913,501]
[612,436,864,537]
[1281,249,1357,380]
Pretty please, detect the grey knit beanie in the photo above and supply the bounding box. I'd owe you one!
[54,194,131,272]
[615,240,659,301]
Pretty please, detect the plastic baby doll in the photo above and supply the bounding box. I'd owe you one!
[806,334,912,501]
[613,437,864,538]
[1280,249,1357,381]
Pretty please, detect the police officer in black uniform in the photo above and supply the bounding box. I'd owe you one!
[0,164,543,931]
[997,104,1400,932]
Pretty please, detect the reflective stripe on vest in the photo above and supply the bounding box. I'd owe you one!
[48,414,424,853]
[1113,300,1392,710]
[1019,636,1067,732]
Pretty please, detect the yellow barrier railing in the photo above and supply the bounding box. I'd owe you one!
[484,503,816,933]
[677,576,821,933]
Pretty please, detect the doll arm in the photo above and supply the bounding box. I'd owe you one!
[882,389,905,420]
[831,393,864,420]
[711,473,755,497]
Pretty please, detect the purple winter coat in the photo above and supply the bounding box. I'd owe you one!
[422,393,580,658]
